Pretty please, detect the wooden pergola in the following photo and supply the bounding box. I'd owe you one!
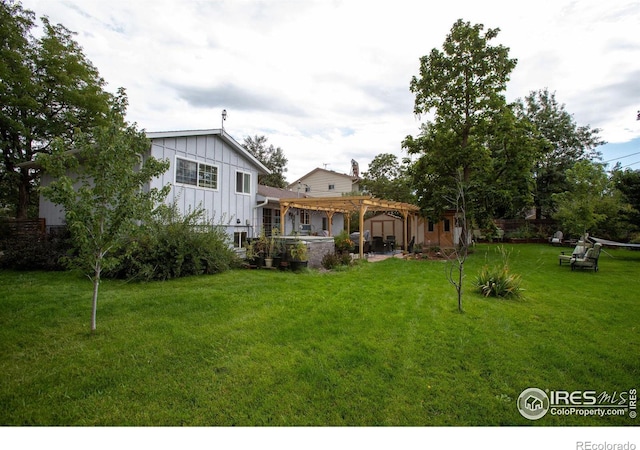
[279,195,420,259]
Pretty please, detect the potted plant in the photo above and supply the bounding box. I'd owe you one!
[289,239,308,271]
[334,231,354,255]
[264,228,280,269]
[244,241,258,267]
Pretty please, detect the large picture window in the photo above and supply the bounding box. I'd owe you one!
[176,158,218,189]
[236,171,251,194]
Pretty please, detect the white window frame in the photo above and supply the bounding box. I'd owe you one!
[300,210,310,225]
[175,156,219,190]
[236,170,251,195]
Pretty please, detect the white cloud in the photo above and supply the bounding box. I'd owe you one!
[20,0,640,180]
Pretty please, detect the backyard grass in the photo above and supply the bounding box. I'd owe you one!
[0,243,638,426]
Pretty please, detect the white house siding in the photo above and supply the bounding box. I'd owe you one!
[38,130,267,242]
[149,133,259,236]
[39,172,66,227]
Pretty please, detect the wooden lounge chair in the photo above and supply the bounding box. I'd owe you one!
[571,243,602,272]
[559,240,590,266]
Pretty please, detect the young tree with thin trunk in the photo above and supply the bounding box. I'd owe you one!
[446,169,469,313]
[40,90,170,331]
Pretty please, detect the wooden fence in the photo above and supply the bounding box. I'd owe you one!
[0,218,46,239]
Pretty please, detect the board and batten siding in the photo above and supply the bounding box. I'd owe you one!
[39,172,66,226]
[149,134,257,227]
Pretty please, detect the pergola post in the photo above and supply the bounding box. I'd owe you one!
[325,211,334,236]
[359,203,367,259]
[279,204,290,235]
[401,210,409,251]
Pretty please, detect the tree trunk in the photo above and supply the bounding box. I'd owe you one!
[16,168,31,219]
[91,262,101,332]
[457,260,464,313]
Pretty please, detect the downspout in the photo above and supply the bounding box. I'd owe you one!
[253,197,280,237]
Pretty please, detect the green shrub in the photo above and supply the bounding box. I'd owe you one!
[321,251,353,270]
[107,204,240,281]
[321,252,341,269]
[474,246,523,299]
[334,231,354,254]
[475,265,523,298]
[0,227,72,271]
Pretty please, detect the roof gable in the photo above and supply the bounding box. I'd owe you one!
[290,167,358,186]
[146,129,270,175]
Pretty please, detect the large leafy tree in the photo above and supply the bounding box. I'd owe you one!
[40,90,170,332]
[515,89,604,219]
[403,19,517,225]
[611,167,640,235]
[1,0,111,218]
[360,153,414,203]
[551,159,610,238]
[478,105,537,219]
[243,135,288,188]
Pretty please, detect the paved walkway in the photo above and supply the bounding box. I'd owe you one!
[362,252,406,262]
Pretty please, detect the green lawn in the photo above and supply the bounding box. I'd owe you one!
[1,244,638,426]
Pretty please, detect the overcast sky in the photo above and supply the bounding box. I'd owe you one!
[21,0,640,181]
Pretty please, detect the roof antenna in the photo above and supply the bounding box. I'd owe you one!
[222,109,227,131]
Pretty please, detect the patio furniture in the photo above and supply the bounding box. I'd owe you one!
[571,243,603,272]
[372,236,385,253]
[407,236,415,253]
[559,240,591,266]
[386,235,396,252]
[549,231,563,245]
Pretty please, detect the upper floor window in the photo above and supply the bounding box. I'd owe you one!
[175,157,218,190]
[328,184,335,191]
[236,171,251,194]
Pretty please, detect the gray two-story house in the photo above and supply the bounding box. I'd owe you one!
[38,129,270,248]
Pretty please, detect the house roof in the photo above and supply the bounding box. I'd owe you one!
[287,167,359,189]
[257,184,306,199]
[20,128,272,175]
[147,129,271,175]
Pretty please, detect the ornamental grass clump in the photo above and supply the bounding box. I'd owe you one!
[475,246,523,299]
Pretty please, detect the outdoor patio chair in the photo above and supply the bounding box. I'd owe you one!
[550,231,563,245]
[559,240,591,266]
[570,243,602,272]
